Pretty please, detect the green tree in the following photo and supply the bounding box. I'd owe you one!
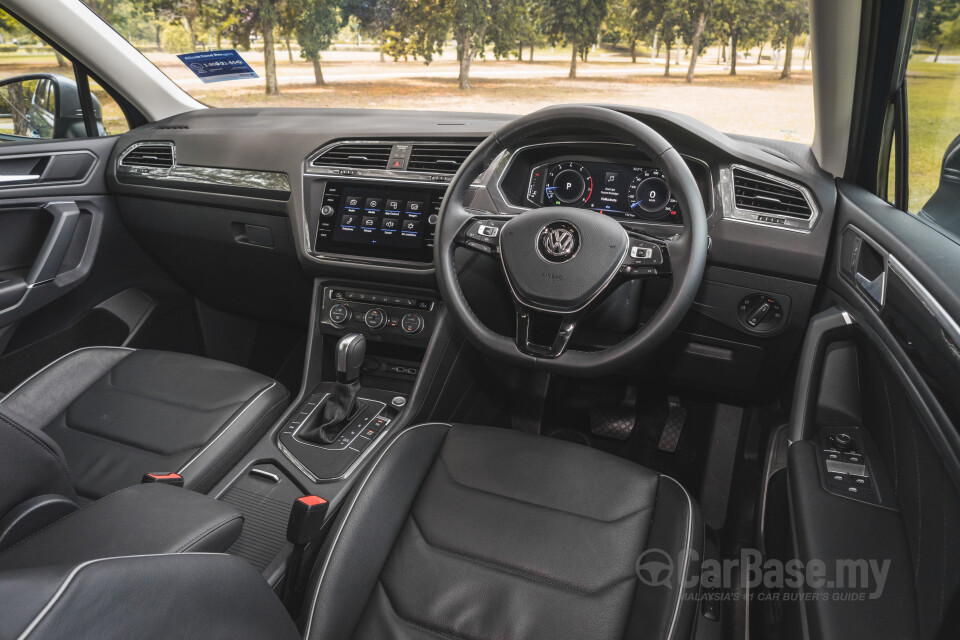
[716,0,767,75]
[487,0,526,60]
[293,0,340,85]
[379,0,491,90]
[342,0,405,62]
[538,0,608,78]
[769,0,807,79]
[607,0,645,62]
[259,0,280,94]
[916,0,960,60]
[679,0,716,83]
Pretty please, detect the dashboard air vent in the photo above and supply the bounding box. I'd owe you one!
[407,143,476,174]
[120,143,175,169]
[732,168,812,220]
[313,144,392,170]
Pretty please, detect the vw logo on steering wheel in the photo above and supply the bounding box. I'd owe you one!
[538,221,580,263]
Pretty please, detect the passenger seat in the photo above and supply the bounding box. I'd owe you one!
[0,347,288,502]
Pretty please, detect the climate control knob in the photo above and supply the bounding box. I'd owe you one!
[329,303,352,326]
[364,308,387,330]
[401,313,425,335]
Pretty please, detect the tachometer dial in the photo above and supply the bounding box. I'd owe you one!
[544,162,593,207]
[627,169,678,220]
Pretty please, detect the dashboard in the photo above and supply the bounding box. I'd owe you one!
[104,106,840,398]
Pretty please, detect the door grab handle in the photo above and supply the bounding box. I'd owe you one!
[26,201,82,287]
[0,174,40,184]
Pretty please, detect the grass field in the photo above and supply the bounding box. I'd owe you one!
[905,58,960,212]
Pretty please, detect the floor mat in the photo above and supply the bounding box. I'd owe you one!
[542,378,713,492]
[0,309,129,394]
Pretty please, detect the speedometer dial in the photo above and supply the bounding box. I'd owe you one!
[627,168,679,221]
[544,162,593,207]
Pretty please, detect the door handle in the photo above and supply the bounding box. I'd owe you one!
[0,174,40,185]
[26,201,82,287]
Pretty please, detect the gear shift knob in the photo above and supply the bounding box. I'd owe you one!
[336,333,366,384]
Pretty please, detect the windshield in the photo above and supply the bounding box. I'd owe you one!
[81,0,814,143]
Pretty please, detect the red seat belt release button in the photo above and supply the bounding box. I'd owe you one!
[287,495,329,545]
[141,472,184,487]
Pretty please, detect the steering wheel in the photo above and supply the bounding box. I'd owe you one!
[435,105,708,377]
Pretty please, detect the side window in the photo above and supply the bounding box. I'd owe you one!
[0,8,129,142]
[902,4,960,235]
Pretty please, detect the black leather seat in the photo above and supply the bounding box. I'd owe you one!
[303,423,703,640]
[0,347,288,502]
[0,423,702,639]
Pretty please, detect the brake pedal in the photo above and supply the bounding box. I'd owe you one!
[590,387,637,441]
[658,396,687,452]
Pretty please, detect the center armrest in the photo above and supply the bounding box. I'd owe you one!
[0,484,243,571]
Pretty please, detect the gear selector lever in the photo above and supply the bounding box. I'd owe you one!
[299,334,366,445]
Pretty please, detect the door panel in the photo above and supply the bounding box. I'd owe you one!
[0,139,115,335]
[780,182,960,640]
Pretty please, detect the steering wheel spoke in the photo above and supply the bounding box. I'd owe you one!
[514,304,582,358]
[618,231,673,279]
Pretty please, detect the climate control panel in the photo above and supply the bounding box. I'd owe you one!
[320,286,438,346]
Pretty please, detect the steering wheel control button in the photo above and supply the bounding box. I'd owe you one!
[401,313,425,335]
[363,308,387,330]
[462,220,505,253]
[329,304,352,326]
[624,240,663,267]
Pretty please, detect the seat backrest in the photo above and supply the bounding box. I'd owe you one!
[0,412,76,520]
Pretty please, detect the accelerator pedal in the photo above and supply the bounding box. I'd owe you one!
[657,396,687,453]
[590,387,637,441]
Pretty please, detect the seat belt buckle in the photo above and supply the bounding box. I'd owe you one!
[286,495,328,545]
[141,472,184,487]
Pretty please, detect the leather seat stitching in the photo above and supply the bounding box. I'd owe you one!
[177,382,280,477]
[377,579,488,640]
[436,456,655,523]
[59,414,204,456]
[186,391,288,491]
[302,423,453,639]
[0,414,76,497]
[408,513,637,595]
[106,369,249,412]
[175,514,243,552]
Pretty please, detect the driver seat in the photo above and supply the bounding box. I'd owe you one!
[303,423,702,640]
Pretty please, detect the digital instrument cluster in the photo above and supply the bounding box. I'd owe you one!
[526,159,684,223]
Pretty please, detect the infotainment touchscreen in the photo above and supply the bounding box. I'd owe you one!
[314,183,441,263]
[332,187,430,250]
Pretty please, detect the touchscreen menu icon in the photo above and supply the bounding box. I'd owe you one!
[344,196,361,209]
[340,213,359,230]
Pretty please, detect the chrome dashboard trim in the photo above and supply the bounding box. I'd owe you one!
[304,139,481,185]
[719,164,820,233]
[117,140,291,194]
[117,140,176,177]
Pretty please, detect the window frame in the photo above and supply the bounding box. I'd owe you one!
[0,2,145,139]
